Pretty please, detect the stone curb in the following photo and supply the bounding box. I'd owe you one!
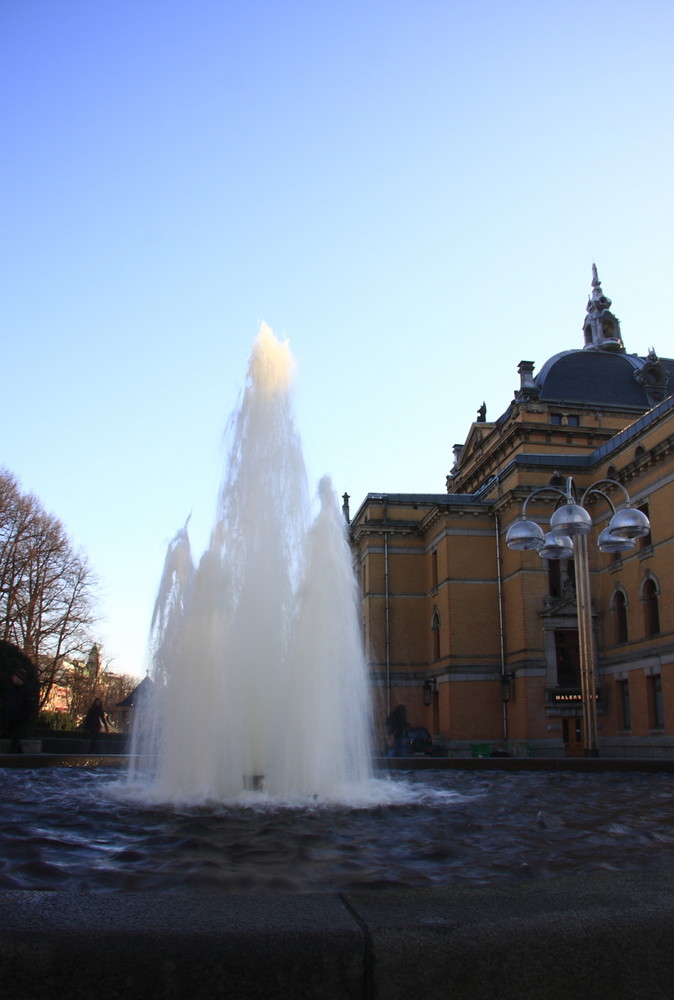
[4,753,674,773]
[2,870,674,999]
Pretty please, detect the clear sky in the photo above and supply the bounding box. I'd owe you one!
[2,0,673,678]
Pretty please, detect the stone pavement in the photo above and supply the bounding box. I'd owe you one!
[2,870,674,999]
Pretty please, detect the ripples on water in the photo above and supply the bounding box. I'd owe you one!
[1,767,673,893]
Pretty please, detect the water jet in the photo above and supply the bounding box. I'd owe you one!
[127,323,373,804]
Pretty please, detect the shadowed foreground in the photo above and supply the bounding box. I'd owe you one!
[2,757,674,997]
[1,871,674,999]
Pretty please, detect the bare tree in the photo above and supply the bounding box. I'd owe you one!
[0,468,99,708]
[65,645,136,725]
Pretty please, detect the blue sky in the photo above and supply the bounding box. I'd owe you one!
[2,0,673,678]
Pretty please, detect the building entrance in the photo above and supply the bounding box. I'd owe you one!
[563,716,584,756]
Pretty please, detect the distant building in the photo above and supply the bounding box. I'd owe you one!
[41,683,69,713]
[350,267,674,756]
[114,674,153,732]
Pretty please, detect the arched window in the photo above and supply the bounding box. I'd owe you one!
[642,577,660,636]
[431,610,440,661]
[612,589,628,644]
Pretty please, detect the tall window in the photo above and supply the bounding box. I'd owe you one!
[642,577,660,636]
[431,549,438,591]
[555,630,580,687]
[650,674,665,729]
[548,558,575,599]
[613,589,628,644]
[638,502,652,550]
[548,559,561,598]
[618,680,631,730]
[431,610,440,661]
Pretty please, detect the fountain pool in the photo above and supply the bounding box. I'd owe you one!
[2,766,674,893]
[7,328,672,904]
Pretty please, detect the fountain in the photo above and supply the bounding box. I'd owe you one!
[127,322,373,803]
[3,327,674,1000]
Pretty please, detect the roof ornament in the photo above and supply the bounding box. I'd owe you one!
[342,493,351,523]
[588,263,611,311]
[633,348,670,405]
[582,264,624,352]
[515,360,540,401]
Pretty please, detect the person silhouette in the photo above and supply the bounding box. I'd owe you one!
[386,704,408,757]
[4,669,35,752]
[83,698,109,753]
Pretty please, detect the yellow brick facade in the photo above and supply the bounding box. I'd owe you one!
[350,274,674,757]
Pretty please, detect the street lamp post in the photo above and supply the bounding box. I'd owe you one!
[506,477,650,756]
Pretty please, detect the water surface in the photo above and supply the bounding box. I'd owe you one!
[1,767,673,893]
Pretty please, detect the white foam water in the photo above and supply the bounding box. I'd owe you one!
[127,323,373,804]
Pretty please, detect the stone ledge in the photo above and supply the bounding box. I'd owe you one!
[2,870,674,999]
[5,753,674,773]
[343,871,674,1000]
[0,891,364,1000]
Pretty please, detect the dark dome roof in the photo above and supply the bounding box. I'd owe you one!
[535,350,674,408]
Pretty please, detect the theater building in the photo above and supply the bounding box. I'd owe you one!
[350,267,674,756]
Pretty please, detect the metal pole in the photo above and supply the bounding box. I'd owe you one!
[574,532,598,755]
[494,514,508,742]
[384,530,391,717]
[508,475,649,758]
